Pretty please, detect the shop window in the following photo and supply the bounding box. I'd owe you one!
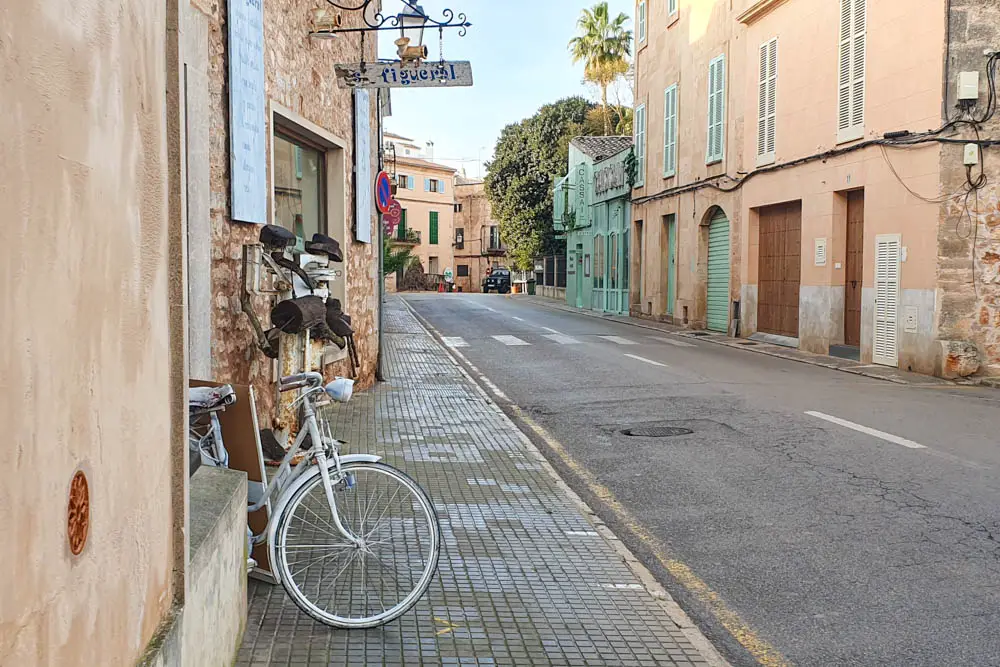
[273,133,325,251]
[457,265,470,277]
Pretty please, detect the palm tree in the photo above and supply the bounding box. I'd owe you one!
[569,3,633,134]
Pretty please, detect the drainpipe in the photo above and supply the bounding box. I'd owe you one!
[376,89,386,382]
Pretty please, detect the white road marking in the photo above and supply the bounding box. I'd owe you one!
[481,306,497,312]
[805,411,927,449]
[598,335,636,346]
[647,335,695,348]
[539,326,561,334]
[511,316,525,321]
[492,335,531,346]
[543,333,581,345]
[441,336,469,348]
[624,353,669,368]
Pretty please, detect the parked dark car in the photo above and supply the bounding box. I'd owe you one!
[482,268,511,294]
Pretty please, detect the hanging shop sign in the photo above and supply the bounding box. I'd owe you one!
[375,171,393,214]
[335,61,474,89]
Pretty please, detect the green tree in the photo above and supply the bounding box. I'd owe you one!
[382,233,416,277]
[569,3,632,134]
[485,97,595,270]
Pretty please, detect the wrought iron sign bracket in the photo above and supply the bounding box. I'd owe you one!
[316,0,470,36]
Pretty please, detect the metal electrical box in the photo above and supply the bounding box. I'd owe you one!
[958,71,980,101]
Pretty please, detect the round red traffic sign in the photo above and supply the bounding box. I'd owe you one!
[375,171,393,214]
[382,198,402,235]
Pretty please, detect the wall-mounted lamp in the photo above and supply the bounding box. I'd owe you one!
[310,6,343,38]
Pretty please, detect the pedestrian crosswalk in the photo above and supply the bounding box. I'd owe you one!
[492,335,531,346]
[542,333,581,345]
[646,335,695,348]
[439,332,698,350]
[597,335,637,346]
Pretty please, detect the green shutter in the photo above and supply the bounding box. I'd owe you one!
[397,209,407,239]
[429,211,439,244]
[706,210,731,332]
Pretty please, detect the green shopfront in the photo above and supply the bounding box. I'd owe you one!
[554,137,633,315]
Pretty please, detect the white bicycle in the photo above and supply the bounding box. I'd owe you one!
[212,372,441,628]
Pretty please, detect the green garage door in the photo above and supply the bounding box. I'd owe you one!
[706,210,731,332]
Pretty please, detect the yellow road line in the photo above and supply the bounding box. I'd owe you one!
[512,407,791,667]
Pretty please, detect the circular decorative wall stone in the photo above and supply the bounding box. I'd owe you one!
[67,471,90,556]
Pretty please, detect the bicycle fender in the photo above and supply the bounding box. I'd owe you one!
[265,454,383,585]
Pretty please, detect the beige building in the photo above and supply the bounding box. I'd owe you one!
[632,0,1000,378]
[1,0,379,665]
[391,156,457,280]
[454,177,508,292]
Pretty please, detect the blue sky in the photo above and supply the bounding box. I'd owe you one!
[378,0,635,178]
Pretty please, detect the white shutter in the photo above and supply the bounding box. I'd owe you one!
[757,39,777,165]
[873,234,900,367]
[663,85,677,177]
[638,0,647,43]
[706,55,725,163]
[635,103,646,186]
[837,0,865,143]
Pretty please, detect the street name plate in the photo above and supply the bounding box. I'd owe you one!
[334,61,473,89]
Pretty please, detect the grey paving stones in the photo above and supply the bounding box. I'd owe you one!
[238,298,710,666]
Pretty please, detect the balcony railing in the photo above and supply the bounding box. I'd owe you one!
[392,228,421,245]
[481,237,506,256]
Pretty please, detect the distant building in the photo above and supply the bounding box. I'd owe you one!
[390,156,458,284]
[554,136,634,313]
[454,177,508,293]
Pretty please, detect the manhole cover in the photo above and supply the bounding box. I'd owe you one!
[622,426,693,437]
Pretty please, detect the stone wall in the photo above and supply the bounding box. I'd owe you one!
[205,0,379,423]
[938,0,1000,376]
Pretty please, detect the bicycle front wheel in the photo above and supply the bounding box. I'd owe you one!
[273,461,440,628]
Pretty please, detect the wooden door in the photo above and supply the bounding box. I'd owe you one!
[844,191,864,346]
[757,201,802,337]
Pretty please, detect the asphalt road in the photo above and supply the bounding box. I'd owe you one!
[403,292,1000,667]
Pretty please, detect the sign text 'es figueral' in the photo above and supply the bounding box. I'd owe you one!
[335,61,473,89]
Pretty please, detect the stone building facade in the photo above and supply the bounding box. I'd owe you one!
[188,0,380,424]
[454,177,508,293]
[632,0,1000,378]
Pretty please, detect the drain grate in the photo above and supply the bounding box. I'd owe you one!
[622,426,693,438]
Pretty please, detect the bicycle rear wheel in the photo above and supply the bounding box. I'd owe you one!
[273,461,440,628]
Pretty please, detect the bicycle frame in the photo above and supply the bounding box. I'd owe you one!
[248,386,378,551]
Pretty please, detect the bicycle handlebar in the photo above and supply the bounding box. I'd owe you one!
[279,372,323,393]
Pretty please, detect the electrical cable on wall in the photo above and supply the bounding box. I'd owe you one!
[631,52,1000,209]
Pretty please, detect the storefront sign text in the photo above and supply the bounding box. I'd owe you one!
[594,161,626,196]
[335,61,474,89]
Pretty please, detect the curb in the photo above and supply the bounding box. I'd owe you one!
[398,296,733,667]
[518,295,958,388]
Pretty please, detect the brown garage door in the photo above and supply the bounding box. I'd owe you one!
[758,201,802,338]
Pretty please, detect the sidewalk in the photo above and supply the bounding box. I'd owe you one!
[519,295,959,387]
[237,297,722,667]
